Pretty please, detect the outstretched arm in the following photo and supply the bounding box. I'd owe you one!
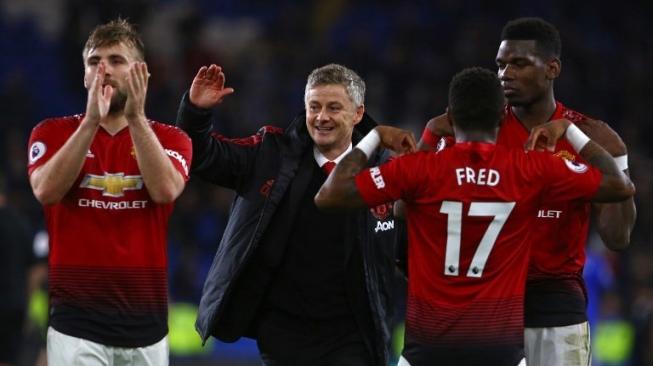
[526,119,635,203]
[315,126,416,211]
[577,119,636,251]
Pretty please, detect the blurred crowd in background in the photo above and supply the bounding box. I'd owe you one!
[0,0,651,365]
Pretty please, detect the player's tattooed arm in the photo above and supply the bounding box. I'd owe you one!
[577,118,636,251]
[315,149,368,211]
[316,126,416,211]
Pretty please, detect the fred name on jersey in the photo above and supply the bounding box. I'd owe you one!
[455,167,499,186]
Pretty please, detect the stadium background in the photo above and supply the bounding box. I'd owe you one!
[1,0,651,365]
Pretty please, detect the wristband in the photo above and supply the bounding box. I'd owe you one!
[421,127,440,149]
[356,129,381,158]
[614,154,628,171]
[565,124,590,152]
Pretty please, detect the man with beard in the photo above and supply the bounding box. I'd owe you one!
[27,19,192,365]
[414,18,636,365]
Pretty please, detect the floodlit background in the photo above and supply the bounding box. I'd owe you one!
[1,1,651,365]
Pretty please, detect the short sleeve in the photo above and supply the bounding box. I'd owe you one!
[156,125,193,181]
[355,152,429,207]
[27,119,71,176]
[540,154,602,202]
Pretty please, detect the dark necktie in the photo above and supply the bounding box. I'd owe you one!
[322,161,336,175]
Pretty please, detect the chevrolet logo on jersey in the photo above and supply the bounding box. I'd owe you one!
[80,173,144,197]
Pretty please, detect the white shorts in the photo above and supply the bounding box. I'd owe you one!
[524,322,590,366]
[47,327,169,366]
[400,354,527,366]
[397,355,411,366]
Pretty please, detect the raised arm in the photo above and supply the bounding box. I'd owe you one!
[176,65,263,189]
[315,126,416,211]
[417,112,453,151]
[189,64,235,109]
[526,119,635,203]
[126,62,186,203]
[29,63,110,205]
[395,112,452,218]
[577,119,636,251]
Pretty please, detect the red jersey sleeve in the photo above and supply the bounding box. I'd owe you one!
[27,118,75,176]
[535,153,602,202]
[354,152,430,207]
[155,123,193,182]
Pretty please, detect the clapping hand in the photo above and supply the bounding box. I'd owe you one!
[85,62,113,125]
[124,61,149,122]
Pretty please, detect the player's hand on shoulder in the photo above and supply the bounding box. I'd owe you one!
[525,118,571,152]
[189,64,235,109]
[426,112,454,137]
[418,111,452,151]
[376,126,417,155]
[576,118,627,156]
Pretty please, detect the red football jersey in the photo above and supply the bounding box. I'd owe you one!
[27,115,192,347]
[498,102,591,279]
[355,142,600,351]
[498,102,596,326]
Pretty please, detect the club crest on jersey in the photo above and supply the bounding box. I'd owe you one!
[563,159,589,173]
[80,173,144,197]
[29,141,46,164]
[370,202,393,220]
[555,150,576,162]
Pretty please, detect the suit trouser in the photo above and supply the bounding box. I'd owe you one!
[256,311,374,366]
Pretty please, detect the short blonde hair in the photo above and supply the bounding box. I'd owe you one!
[82,18,145,61]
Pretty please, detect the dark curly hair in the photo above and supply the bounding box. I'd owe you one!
[448,67,504,131]
[501,17,561,59]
